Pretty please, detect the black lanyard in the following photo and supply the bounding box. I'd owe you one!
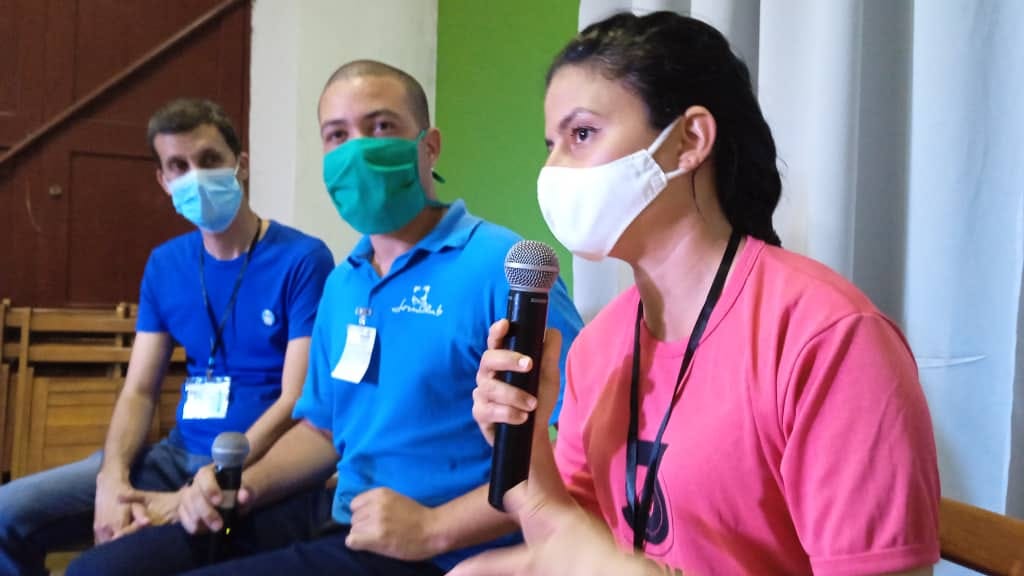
[199,217,261,378]
[626,231,741,551]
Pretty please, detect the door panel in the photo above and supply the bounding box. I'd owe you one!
[66,152,189,304]
[81,7,249,138]
[0,148,57,304]
[0,0,45,138]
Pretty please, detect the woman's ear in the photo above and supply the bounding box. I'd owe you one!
[673,105,716,173]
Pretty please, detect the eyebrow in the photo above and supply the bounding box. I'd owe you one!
[162,146,222,167]
[320,108,403,133]
[557,107,599,131]
[364,108,402,122]
[198,146,224,157]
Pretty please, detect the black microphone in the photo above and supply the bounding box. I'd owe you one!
[488,240,560,511]
[209,431,249,563]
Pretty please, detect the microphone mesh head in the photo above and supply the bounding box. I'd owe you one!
[212,432,250,468]
[504,240,559,293]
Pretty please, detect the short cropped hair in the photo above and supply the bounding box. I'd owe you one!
[147,98,241,160]
[322,60,430,129]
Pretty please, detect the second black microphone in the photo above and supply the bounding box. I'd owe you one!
[488,240,560,511]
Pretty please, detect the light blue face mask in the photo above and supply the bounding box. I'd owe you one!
[168,167,243,233]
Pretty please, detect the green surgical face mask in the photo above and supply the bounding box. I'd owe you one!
[322,131,439,235]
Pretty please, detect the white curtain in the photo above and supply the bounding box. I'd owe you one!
[575,1,1024,573]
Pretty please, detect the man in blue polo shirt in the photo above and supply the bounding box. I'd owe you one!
[66,62,583,576]
[0,98,334,576]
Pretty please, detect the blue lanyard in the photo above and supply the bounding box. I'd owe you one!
[625,231,740,551]
[199,218,261,378]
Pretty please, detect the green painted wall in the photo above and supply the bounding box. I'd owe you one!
[435,0,580,288]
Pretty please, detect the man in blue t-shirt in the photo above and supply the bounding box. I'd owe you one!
[66,62,584,576]
[0,98,334,576]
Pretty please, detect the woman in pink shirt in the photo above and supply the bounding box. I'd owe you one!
[452,11,940,576]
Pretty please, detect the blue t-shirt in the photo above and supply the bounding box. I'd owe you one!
[138,221,334,456]
[293,200,583,571]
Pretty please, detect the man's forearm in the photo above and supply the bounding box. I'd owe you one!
[243,420,337,507]
[242,397,299,466]
[243,336,310,466]
[99,331,171,485]
[424,484,519,556]
[98,390,158,483]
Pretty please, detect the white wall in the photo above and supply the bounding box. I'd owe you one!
[248,0,439,261]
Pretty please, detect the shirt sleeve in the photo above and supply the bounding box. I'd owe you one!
[292,282,335,431]
[285,241,335,341]
[546,276,584,426]
[136,251,167,333]
[554,345,602,517]
[780,313,940,575]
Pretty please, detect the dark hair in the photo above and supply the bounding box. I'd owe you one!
[322,59,431,129]
[147,98,241,160]
[548,12,782,246]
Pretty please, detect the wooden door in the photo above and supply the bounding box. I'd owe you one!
[0,0,48,306]
[0,0,250,307]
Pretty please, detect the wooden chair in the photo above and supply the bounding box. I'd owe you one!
[940,497,1024,575]
[0,303,184,478]
[0,362,9,483]
[0,298,19,480]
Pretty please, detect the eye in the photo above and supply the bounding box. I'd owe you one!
[166,160,188,177]
[571,126,597,144]
[325,129,347,145]
[374,120,396,135]
[199,151,225,169]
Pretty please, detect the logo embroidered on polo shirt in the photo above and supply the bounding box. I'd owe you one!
[261,309,276,326]
[391,285,444,317]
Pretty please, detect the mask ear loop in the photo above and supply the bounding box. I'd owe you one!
[231,160,249,201]
[651,119,688,181]
[651,118,702,219]
[653,117,708,220]
[647,118,681,153]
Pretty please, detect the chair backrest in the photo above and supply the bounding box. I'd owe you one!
[0,302,185,479]
[0,362,9,481]
[0,299,19,479]
[940,497,1024,575]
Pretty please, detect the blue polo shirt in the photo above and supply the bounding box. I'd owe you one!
[138,221,334,456]
[293,199,582,570]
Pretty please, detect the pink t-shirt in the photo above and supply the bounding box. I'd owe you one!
[555,237,940,575]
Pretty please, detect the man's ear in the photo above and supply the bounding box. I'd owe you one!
[155,168,171,196]
[422,127,442,167]
[235,151,250,182]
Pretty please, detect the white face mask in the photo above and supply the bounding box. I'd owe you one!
[537,119,685,261]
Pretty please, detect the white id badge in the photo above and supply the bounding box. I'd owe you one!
[331,324,377,383]
[181,376,231,420]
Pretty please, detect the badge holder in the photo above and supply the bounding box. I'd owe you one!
[331,307,376,384]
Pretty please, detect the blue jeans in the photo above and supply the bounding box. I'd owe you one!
[70,522,442,576]
[66,487,339,576]
[180,526,445,576]
[0,439,210,576]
